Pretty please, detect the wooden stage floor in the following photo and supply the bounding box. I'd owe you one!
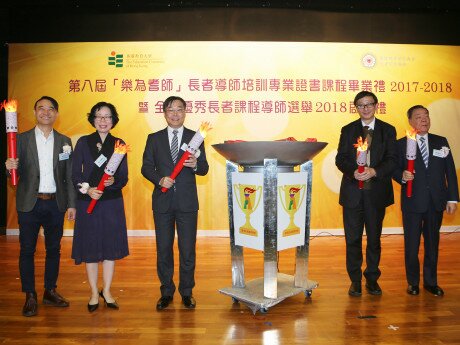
[1,233,460,345]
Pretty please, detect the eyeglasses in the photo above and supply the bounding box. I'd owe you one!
[356,103,376,110]
[166,108,185,115]
[94,115,112,122]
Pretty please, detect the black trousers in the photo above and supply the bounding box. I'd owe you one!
[17,199,65,293]
[153,198,198,297]
[402,202,443,287]
[343,190,386,283]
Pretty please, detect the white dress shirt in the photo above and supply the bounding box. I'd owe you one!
[35,126,56,193]
[361,117,375,130]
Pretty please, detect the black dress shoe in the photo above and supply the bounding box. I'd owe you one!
[100,290,119,309]
[22,292,38,317]
[43,289,69,307]
[348,282,362,297]
[156,296,173,310]
[424,285,444,296]
[407,285,419,295]
[88,302,99,313]
[365,281,382,295]
[182,296,196,309]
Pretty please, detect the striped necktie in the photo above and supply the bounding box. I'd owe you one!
[171,129,178,163]
[419,136,429,168]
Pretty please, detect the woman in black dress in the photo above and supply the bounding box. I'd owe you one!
[72,102,129,312]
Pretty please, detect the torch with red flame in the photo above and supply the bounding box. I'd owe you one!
[161,122,212,193]
[2,99,19,186]
[405,128,418,197]
[87,140,129,214]
[354,136,368,189]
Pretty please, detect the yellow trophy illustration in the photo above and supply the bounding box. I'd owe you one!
[233,184,262,237]
[278,184,306,237]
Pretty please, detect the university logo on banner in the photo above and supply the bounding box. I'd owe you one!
[108,51,123,67]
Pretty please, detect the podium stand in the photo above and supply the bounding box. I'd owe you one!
[212,141,328,314]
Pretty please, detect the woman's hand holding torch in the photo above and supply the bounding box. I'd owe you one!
[87,141,128,214]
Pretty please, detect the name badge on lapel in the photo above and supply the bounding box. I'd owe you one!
[95,154,108,167]
[59,153,70,161]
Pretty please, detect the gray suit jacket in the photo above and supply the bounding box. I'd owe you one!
[15,128,77,212]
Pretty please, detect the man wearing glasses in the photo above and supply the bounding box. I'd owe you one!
[4,96,77,316]
[336,91,397,297]
[141,96,209,310]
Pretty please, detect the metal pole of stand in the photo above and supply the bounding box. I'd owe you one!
[226,160,245,288]
[263,158,278,299]
[295,160,316,291]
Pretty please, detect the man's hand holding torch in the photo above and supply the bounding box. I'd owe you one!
[404,128,417,197]
[354,136,374,189]
[2,99,19,186]
[161,122,211,193]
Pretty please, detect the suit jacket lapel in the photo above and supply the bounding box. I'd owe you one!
[426,133,439,170]
[369,120,382,166]
[372,119,381,147]
[352,120,362,145]
[160,128,174,165]
[427,133,434,167]
[53,131,60,168]
[28,129,40,171]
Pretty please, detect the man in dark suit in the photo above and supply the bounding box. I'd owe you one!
[336,91,397,297]
[141,96,209,310]
[393,105,458,296]
[5,96,77,317]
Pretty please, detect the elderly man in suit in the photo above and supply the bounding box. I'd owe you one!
[5,96,77,317]
[393,105,458,296]
[336,91,397,297]
[141,95,209,310]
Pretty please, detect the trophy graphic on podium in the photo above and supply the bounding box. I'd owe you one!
[278,184,306,237]
[233,184,262,237]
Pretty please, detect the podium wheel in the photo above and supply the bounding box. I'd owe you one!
[260,307,268,314]
[305,290,312,297]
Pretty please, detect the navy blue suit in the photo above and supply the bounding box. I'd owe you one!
[393,134,459,286]
[141,127,209,297]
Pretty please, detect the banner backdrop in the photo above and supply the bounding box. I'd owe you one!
[6,42,460,233]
